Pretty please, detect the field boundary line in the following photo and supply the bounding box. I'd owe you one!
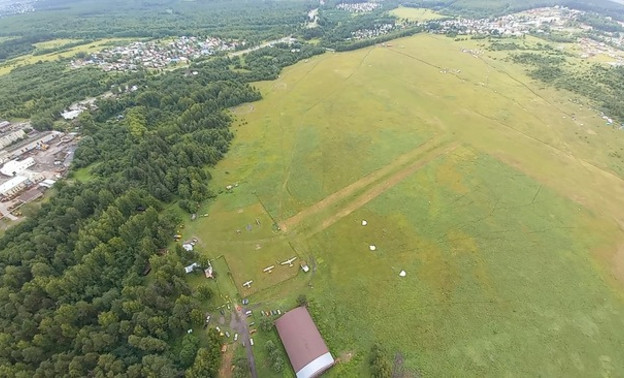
[279,136,445,231]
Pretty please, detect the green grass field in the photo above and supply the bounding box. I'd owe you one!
[390,7,447,22]
[32,38,82,49]
[71,166,95,183]
[0,36,19,43]
[184,34,624,376]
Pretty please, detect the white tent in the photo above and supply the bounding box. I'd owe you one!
[184,262,199,274]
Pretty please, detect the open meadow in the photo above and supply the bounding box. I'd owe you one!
[389,7,447,22]
[184,34,624,376]
[32,38,82,50]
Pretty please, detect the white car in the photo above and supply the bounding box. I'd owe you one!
[250,338,254,346]
[234,333,238,341]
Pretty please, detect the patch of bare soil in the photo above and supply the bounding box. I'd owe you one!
[336,351,354,364]
[392,352,405,378]
[218,345,235,378]
[231,104,255,115]
[273,82,288,90]
[393,352,422,378]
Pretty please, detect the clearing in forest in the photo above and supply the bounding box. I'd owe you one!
[389,7,447,22]
[187,34,624,377]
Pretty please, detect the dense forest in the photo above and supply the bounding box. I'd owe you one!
[0,43,322,376]
[0,63,113,130]
[0,0,313,62]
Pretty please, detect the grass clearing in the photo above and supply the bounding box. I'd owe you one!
[390,6,447,22]
[187,34,624,376]
[71,166,95,182]
[32,38,82,49]
[0,36,19,43]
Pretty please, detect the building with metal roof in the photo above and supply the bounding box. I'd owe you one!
[0,175,28,197]
[275,307,334,378]
[0,157,34,177]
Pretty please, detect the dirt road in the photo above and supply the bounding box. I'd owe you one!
[230,308,257,378]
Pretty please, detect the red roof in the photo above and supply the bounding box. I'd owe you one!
[275,307,332,374]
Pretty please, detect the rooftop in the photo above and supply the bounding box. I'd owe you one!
[275,307,334,378]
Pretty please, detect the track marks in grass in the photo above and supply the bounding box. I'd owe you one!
[276,50,375,219]
[303,142,460,237]
[279,136,447,232]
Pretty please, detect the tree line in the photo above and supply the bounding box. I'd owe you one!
[0,0,312,53]
[510,49,624,125]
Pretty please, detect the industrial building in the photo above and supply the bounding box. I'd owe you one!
[0,124,76,216]
[0,176,28,199]
[1,158,35,177]
[0,129,26,150]
[275,307,335,378]
[38,179,56,189]
[1,131,59,160]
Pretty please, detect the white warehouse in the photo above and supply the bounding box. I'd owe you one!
[1,158,35,177]
[0,176,28,198]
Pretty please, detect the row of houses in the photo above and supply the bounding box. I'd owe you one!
[71,35,241,72]
[0,121,12,132]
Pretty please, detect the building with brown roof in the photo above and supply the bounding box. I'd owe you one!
[274,307,334,378]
